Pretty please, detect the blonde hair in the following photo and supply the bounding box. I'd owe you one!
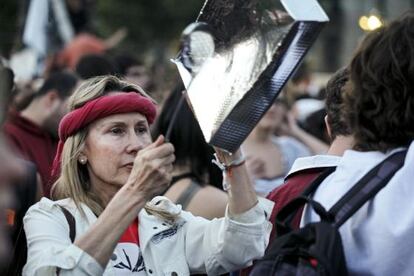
[52,76,177,221]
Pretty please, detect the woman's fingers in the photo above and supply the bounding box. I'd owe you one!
[148,154,175,180]
[166,163,173,174]
[130,146,174,181]
[139,141,174,161]
[159,153,175,167]
[154,135,165,146]
[153,143,175,159]
[142,135,165,152]
[125,136,175,199]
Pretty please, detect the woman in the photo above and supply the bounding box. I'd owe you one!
[243,99,327,196]
[23,76,273,275]
[153,82,227,219]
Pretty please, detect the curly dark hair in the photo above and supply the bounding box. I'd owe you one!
[325,67,350,140]
[344,11,414,152]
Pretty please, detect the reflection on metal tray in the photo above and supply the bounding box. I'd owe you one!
[174,0,329,153]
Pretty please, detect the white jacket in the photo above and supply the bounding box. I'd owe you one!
[23,196,273,276]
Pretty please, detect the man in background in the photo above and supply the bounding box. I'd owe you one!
[3,71,78,197]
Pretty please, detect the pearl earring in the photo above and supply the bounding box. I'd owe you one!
[79,157,87,164]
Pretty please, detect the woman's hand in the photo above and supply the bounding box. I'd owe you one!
[276,112,298,137]
[213,148,258,215]
[279,112,328,154]
[123,135,175,201]
[73,135,174,268]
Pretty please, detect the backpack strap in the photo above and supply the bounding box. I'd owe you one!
[275,166,336,235]
[58,206,76,243]
[176,179,201,209]
[299,166,337,197]
[329,149,407,228]
[56,206,76,275]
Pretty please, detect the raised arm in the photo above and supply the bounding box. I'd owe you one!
[214,149,258,214]
[183,148,274,274]
[285,112,328,154]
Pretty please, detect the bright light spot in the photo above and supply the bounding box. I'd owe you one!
[359,14,383,31]
[367,15,383,30]
[359,16,369,31]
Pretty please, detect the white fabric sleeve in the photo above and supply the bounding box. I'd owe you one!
[23,201,103,276]
[183,197,274,275]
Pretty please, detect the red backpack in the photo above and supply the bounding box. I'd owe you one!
[239,166,334,276]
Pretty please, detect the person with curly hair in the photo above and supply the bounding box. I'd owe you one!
[301,11,414,275]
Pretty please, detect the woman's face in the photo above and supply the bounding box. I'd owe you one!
[83,112,152,187]
[257,102,286,131]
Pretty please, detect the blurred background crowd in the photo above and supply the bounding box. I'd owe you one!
[1,0,413,92]
[0,0,413,274]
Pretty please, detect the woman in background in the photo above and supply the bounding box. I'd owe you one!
[243,99,327,196]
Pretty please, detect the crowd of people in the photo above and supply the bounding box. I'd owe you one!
[0,1,413,275]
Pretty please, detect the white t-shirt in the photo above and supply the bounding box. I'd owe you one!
[301,144,414,276]
[112,219,147,275]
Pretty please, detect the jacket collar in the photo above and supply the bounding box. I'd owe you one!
[286,155,341,179]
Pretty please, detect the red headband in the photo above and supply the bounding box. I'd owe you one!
[50,92,156,184]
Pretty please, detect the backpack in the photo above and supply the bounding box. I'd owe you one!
[239,167,335,276]
[250,150,407,276]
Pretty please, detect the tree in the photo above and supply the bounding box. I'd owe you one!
[95,0,204,57]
